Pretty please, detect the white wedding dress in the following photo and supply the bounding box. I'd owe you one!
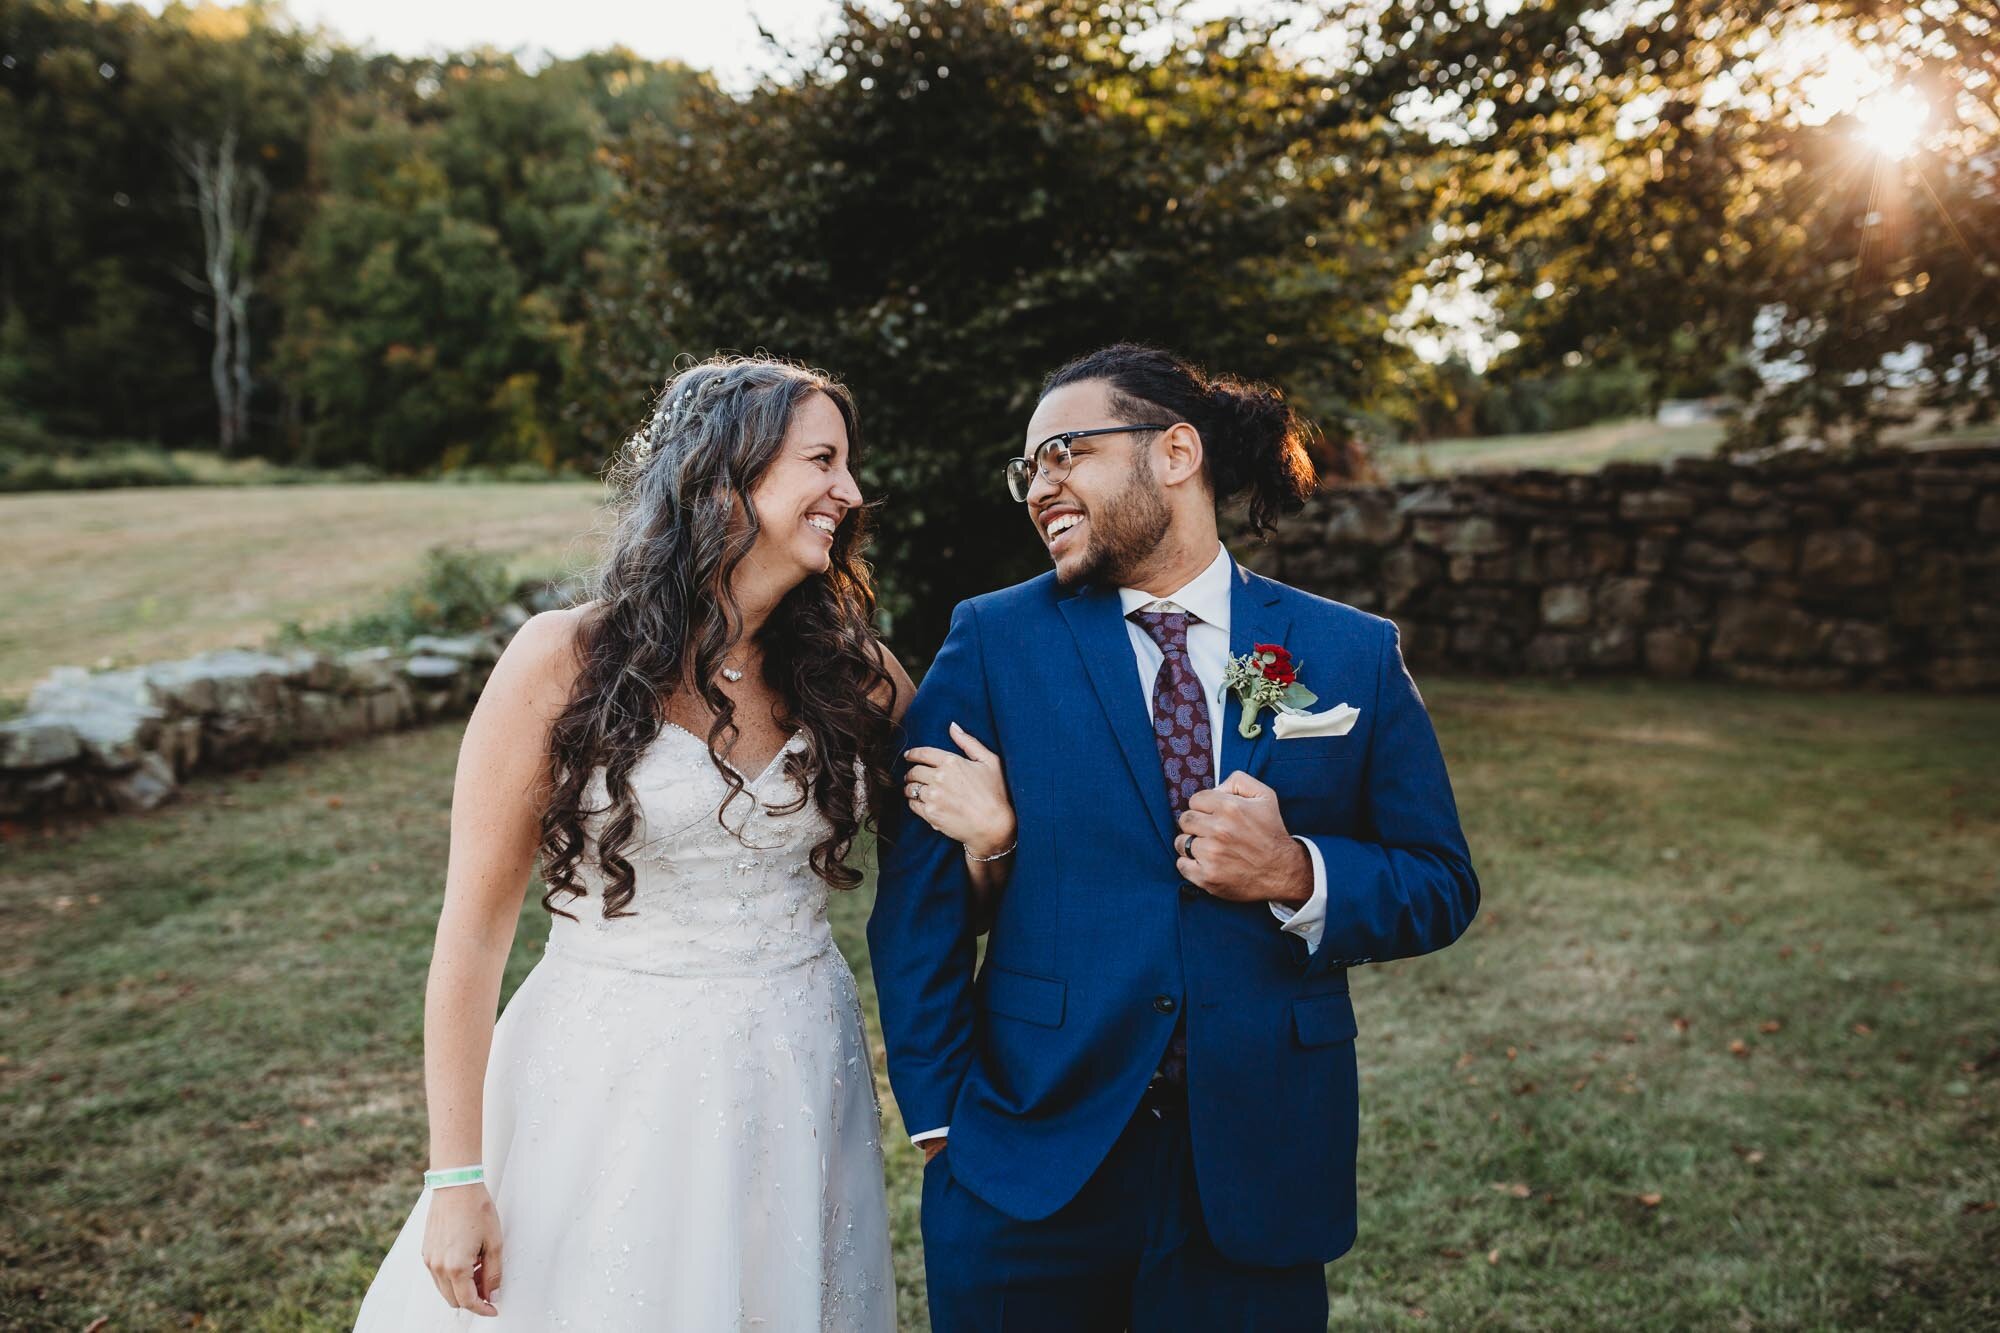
[354,724,895,1331]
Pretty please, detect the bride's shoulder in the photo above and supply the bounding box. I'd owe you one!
[866,638,917,724]
[491,602,594,700]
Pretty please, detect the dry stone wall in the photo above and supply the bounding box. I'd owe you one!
[1242,443,1999,690]
[0,595,569,822]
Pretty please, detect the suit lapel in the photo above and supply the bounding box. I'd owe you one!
[1220,561,1290,784]
[1059,586,1178,853]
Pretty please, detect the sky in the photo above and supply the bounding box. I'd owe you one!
[138,0,866,89]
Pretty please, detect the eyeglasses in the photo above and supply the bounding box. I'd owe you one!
[1002,424,1174,503]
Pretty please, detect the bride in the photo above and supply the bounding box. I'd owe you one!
[353,355,1003,1329]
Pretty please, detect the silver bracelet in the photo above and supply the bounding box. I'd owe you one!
[963,837,1018,863]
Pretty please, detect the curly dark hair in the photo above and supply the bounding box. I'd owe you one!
[537,355,895,920]
[1041,343,1321,534]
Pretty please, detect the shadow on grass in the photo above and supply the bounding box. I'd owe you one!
[1,677,1994,1330]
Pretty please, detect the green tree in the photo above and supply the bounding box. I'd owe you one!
[0,0,317,446]
[275,52,700,472]
[591,0,1445,654]
[1384,0,1998,447]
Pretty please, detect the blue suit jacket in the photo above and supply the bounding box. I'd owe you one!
[868,558,1479,1266]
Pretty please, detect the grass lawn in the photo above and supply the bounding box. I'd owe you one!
[0,480,608,698]
[2,678,1996,1330]
[1370,415,1997,484]
[1371,419,1728,482]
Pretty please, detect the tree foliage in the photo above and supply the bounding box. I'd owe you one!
[1390,0,1998,447]
[593,0,1460,650]
[276,52,705,471]
[0,1,699,463]
[1,0,1989,592]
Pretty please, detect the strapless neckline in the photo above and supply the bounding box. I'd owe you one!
[656,720,806,787]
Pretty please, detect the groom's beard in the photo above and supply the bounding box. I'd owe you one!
[1058,458,1172,590]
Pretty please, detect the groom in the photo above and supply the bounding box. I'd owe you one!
[870,344,1480,1331]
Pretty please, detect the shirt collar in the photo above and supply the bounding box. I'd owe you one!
[1117,543,1233,630]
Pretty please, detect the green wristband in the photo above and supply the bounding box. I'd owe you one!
[424,1164,485,1189]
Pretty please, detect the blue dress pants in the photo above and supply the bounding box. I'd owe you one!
[920,1082,1329,1333]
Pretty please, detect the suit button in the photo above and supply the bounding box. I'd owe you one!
[1153,995,1177,1014]
[1179,882,1200,899]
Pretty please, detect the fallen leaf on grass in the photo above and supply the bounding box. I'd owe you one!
[1513,1081,1539,1096]
[1852,1023,1874,1036]
[1731,1145,1766,1165]
[1637,1192,1663,1208]
[84,1319,109,1333]
[1729,1039,1751,1058]
[1487,1248,1501,1265]
[1671,1016,1691,1034]
[1963,1201,1997,1215]
[1759,1020,1783,1034]
[1490,1181,1533,1198]
[1438,1248,1465,1260]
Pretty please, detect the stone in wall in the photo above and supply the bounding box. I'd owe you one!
[1257,441,1998,692]
[1,589,550,823]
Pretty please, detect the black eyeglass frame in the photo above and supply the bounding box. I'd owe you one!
[1002,423,1175,503]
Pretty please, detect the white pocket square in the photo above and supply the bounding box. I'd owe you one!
[1272,702,1360,740]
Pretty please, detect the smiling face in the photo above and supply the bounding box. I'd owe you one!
[1021,379,1172,588]
[743,389,862,587]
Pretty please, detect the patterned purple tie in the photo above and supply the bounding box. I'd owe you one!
[1130,608,1215,813]
[1129,607,1213,1087]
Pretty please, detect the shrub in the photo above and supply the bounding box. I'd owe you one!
[269,546,521,652]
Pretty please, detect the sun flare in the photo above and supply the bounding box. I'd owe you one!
[1781,26,1934,158]
[1853,85,1931,159]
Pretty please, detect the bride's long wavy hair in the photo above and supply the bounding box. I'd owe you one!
[538,355,896,920]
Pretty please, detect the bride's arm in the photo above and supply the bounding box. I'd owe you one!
[420,608,580,1316]
[902,722,1015,935]
[873,646,1012,934]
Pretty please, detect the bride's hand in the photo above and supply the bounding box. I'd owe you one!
[904,722,1015,857]
[422,1183,504,1316]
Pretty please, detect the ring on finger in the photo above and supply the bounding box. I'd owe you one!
[1180,832,1198,860]
[907,782,925,803]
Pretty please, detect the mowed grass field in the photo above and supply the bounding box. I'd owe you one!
[1371,419,1728,482]
[2,677,1994,1330]
[0,481,608,698]
[1367,416,1997,484]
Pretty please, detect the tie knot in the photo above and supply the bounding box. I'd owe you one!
[1130,607,1197,655]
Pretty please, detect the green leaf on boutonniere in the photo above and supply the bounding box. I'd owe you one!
[1223,646,1314,737]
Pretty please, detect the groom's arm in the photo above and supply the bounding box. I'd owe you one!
[1292,617,1480,979]
[867,599,992,1144]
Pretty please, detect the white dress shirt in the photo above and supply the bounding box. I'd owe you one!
[908,545,1331,1146]
[1115,543,1330,953]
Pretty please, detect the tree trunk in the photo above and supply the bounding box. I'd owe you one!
[175,126,268,456]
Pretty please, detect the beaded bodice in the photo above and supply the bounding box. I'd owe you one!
[547,724,842,978]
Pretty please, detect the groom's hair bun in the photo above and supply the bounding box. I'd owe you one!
[1040,343,1318,536]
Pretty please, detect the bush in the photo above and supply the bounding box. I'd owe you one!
[269,546,523,653]
[0,444,198,492]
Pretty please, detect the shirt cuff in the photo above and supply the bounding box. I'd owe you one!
[910,1126,949,1145]
[1268,836,1328,953]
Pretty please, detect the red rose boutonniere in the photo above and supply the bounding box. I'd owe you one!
[1220,642,1318,738]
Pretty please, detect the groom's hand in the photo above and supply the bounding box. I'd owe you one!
[922,1138,947,1164]
[1175,771,1313,906]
